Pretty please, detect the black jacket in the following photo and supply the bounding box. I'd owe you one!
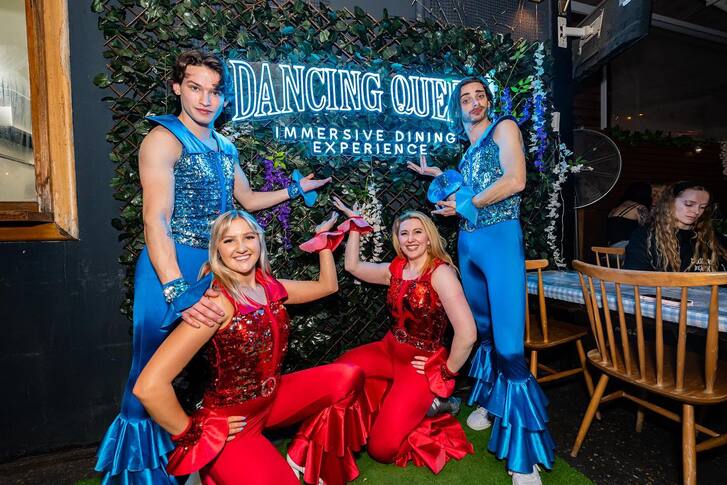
[624,225,727,272]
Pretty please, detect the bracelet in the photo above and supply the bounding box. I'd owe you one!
[162,277,190,303]
[440,363,458,381]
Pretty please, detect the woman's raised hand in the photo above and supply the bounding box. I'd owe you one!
[314,211,340,234]
[332,196,360,219]
[406,154,443,178]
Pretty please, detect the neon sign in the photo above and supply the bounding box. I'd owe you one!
[228,60,461,157]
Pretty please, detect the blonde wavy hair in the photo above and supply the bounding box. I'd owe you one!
[391,211,458,274]
[199,210,272,303]
[648,181,726,271]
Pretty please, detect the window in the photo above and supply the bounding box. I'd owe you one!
[0,0,77,240]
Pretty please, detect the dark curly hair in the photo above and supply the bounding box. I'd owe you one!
[171,49,231,98]
[649,181,727,271]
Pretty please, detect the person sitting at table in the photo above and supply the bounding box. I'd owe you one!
[606,181,652,246]
[624,181,727,272]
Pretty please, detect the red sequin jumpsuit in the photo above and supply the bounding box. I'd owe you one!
[165,271,367,485]
[290,257,473,475]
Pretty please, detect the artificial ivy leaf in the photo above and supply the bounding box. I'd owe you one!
[93,73,112,88]
[91,0,105,13]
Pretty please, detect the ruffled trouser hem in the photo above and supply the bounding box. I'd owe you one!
[95,413,177,484]
[486,374,555,473]
[394,413,474,474]
[363,377,473,474]
[467,343,555,474]
[466,343,496,407]
[287,392,369,485]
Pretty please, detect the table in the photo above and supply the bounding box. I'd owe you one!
[526,270,727,333]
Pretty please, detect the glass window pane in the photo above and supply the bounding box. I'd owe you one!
[610,27,727,139]
[0,0,35,202]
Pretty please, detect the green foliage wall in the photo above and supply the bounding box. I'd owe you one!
[93,0,564,370]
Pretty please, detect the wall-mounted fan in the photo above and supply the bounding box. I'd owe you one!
[572,128,622,208]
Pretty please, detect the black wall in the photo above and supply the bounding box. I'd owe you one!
[0,0,557,461]
[0,3,129,461]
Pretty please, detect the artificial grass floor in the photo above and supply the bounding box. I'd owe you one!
[77,406,591,485]
[349,406,591,484]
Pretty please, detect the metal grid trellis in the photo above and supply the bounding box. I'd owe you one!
[96,0,545,370]
[418,0,551,42]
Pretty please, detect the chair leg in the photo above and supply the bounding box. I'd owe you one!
[576,340,595,395]
[576,339,600,420]
[530,350,538,378]
[683,404,696,485]
[571,373,609,457]
[635,408,645,433]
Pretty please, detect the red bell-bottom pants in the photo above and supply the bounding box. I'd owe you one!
[168,362,366,485]
[290,332,473,475]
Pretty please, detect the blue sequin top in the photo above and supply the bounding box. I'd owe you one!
[147,115,238,248]
[458,116,521,231]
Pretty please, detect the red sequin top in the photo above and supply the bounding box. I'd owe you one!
[201,270,289,408]
[386,256,449,352]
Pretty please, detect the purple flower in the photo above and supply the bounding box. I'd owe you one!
[257,158,293,249]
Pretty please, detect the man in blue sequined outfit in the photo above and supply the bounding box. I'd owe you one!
[410,77,554,485]
[95,50,331,484]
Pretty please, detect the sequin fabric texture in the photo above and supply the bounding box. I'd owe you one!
[202,295,290,408]
[458,119,520,232]
[171,150,236,248]
[386,257,449,352]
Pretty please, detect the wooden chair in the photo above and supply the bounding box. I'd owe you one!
[591,245,625,268]
[570,260,727,485]
[525,260,596,400]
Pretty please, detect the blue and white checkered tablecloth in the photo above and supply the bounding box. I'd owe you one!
[526,271,727,333]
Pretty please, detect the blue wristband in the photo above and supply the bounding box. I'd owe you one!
[290,169,318,207]
[287,180,302,199]
[454,186,479,225]
[162,277,190,303]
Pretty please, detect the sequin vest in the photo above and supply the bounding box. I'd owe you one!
[147,115,237,248]
[202,272,290,408]
[386,257,449,352]
[458,116,521,231]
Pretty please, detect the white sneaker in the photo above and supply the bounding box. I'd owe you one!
[466,406,492,430]
[510,466,542,485]
[286,453,325,485]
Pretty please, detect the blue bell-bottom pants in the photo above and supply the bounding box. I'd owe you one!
[459,219,555,474]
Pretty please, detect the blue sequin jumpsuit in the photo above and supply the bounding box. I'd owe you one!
[459,116,555,473]
[95,115,238,484]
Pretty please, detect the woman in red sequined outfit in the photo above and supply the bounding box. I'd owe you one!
[294,201,477,474]
[132,210,367,485]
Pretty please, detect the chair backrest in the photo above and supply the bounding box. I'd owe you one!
[591,246,625,269]
[525,259,550,342]
[572,260,727,397]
